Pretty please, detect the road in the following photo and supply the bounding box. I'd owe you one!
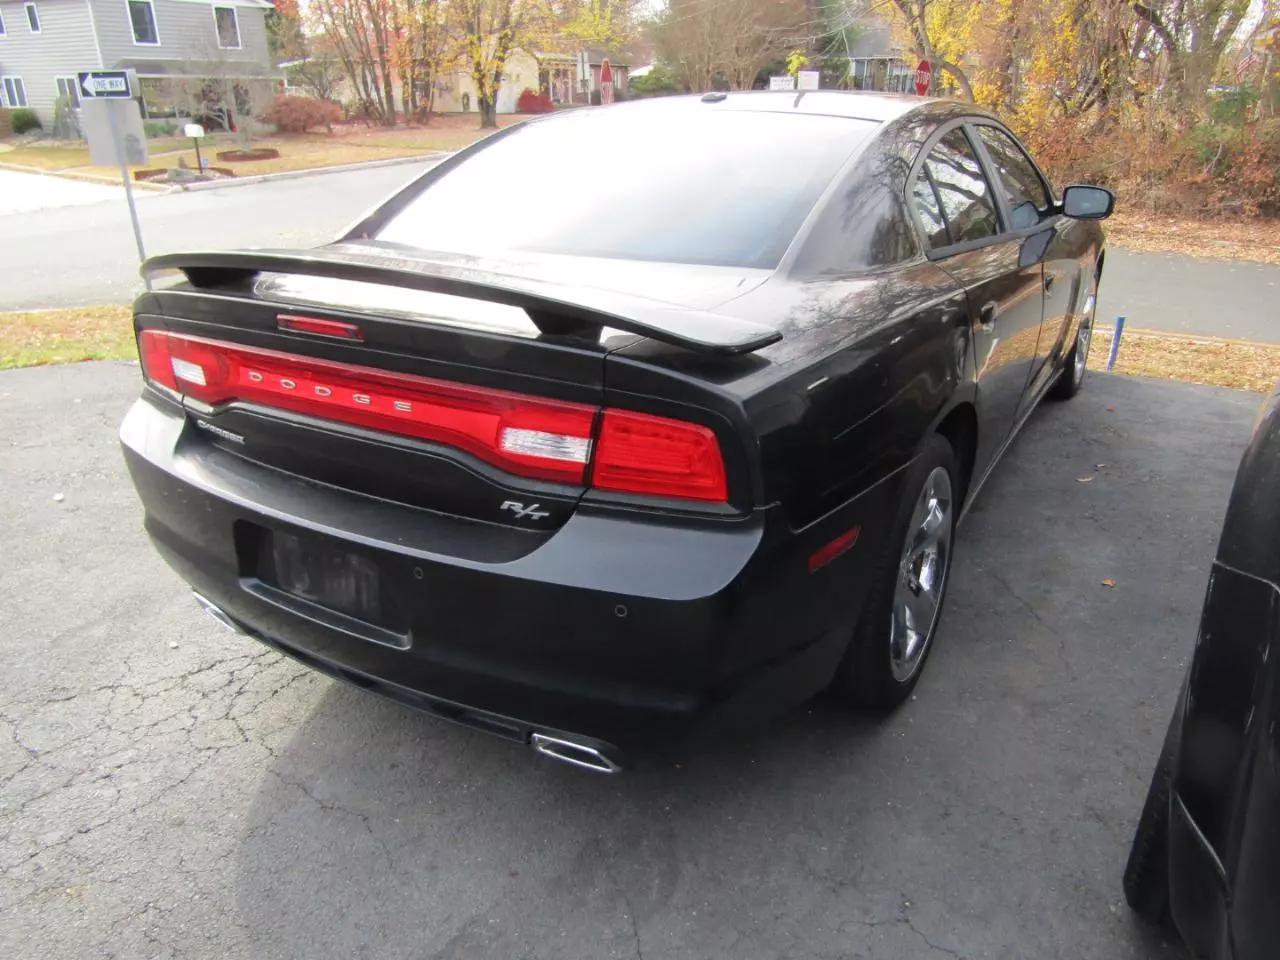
[2,362,1257,959]
[0,162,433,311]
[1096,249,1280,343]
[1,163,1277,342]
[0,168,124,215]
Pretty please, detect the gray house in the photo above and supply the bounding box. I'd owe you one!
[0,0,279,127]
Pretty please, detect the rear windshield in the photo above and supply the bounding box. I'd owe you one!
[375,107,876,269]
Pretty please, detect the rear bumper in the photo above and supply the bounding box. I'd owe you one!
[121,394,895,759]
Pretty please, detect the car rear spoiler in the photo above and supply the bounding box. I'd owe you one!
[141,247,782,356]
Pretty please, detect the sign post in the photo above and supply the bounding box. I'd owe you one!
[77,69,150,285]
[914,60,933,96]
[576,50,590,102]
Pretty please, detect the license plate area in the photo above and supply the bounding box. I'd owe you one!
[236,522,410,648]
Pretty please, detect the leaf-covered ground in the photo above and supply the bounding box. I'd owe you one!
[1,307,133,370]
[1090,327,1280,394]
[1106,212,1280,266]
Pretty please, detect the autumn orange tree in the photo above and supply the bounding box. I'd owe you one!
[839,0,1278,214]
[392,0,456,118]
[452,0,555,127]
[563,0,638,51]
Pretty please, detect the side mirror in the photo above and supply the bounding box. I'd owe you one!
[1061,184,1115,220]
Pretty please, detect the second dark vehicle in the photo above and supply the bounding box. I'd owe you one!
[120,92,1112,771]
[1124,382,1280,960]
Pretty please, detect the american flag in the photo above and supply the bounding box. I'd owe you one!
[1236,52,1260,77]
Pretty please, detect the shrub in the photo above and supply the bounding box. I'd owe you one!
[144,120,176,138]
[630,63,684,99]
[1015,102,1280,218]
[11,108,41,134]
[258,95,342,134]
[516,88,554,114]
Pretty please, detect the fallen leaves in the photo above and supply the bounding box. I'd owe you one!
[1107,212,1280,265]
[1089,328,1280,394]
[1102,578,1117,588]
[1,306,134,369]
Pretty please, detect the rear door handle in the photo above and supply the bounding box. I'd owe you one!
[977,302,997,332]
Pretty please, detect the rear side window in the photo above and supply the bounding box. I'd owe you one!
[375,108,875,269]
[975,125,1049,230]
[911,174,949,248]
[915,128,999,248]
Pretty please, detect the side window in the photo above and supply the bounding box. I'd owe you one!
[975,125,1050,230]
[911,173,949,249]
[918,128,1000,247]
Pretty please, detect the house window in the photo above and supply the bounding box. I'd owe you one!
[56,76,82,108]
[0,9,7,35]
[25,3,40,33]
[128,0,160,45]
[213,6,240,49]
[3,76,28,108]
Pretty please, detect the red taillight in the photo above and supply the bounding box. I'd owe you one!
[138,329,179,392]
[137,330,596,483]
[137,330,730,503]
[591,409,728,502]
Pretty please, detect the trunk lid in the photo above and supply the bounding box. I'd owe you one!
[137,244,775,534]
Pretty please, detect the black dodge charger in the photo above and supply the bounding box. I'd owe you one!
[121,92,1113,771]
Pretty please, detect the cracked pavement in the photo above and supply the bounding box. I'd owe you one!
[2,360,1259,959]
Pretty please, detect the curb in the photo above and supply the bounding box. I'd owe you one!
[0,151,446,196]
[1097,326,1280,349]
[170,152,448,192]
[0,162,169,192]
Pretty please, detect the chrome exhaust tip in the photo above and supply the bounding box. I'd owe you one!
[531,732,622,774]
[192,591,239,634]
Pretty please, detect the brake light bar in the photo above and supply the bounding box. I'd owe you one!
[277,314,364,341]
[137,330,729,502]
[138,330,595,483]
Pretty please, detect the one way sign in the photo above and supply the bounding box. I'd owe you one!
[77,70,134,99]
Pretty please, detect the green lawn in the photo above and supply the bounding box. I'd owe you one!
[1,307,135,369]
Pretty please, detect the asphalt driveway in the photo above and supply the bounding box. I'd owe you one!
[1,363,1262,959]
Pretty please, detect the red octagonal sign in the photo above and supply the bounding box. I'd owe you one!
[914,60,932,96]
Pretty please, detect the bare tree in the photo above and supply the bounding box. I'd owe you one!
[312,0,400,125]
[1128,0,1251,105]
[655,0,806,92]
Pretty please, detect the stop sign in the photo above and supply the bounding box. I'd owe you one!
[914,60,932,96]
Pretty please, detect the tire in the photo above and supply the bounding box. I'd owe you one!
[1050,289,1097,401]
[833,433,957,711]
[1122,683,1186,927]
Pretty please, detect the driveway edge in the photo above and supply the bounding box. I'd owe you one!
[0,152,445,196]
[171,152,447,192]
[0,162,169,192]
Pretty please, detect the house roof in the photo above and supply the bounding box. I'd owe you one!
[537,50,632,67]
